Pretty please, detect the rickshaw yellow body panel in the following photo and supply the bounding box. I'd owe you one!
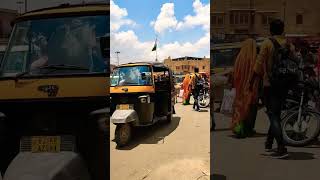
[0,76,108,100]
[110,86,155,94]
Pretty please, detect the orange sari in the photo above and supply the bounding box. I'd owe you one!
[231,39,260,130]
[182,73,192,105]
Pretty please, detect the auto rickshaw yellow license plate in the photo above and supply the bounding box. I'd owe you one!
[31,136,61,153]
[118,104,130,110]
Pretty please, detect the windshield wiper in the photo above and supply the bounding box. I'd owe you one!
[15,64,89,81]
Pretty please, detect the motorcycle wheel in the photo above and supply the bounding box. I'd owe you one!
[282,109,320,147]
[198,94,210,108]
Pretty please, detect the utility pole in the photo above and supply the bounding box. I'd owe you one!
[283,0,286,25]
[25,0,27,13]
[17,1,23,14]
[155,35,158,62]
[115,51,120,66]
[249,0,254,34]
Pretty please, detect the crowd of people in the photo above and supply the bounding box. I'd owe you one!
[180,67,209,112]
[214,19,320,159]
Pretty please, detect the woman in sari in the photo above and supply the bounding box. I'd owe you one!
[182,73,192,105]
[231,38,260,138]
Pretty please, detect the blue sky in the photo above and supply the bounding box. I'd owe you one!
[111,0,210,64]
[115,0,208,43]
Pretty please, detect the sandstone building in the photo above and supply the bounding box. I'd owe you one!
[164,56,210,75]
[211,0,320,41]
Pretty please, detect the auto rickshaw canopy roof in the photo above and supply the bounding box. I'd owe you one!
[15,3,109,22]
[117,62,170,71]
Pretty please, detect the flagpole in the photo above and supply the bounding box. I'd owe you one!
[156,35,158,62]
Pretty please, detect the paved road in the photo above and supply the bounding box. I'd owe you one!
[110,98,210,180]
[212,108,320,180]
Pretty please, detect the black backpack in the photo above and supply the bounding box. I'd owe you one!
[269,38,298,88]
[194,74,203,89]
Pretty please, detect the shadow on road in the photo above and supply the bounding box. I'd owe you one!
[286,152,316,160]
[227,132,267,139]
[261,152,315,160]
[211,174,227,180]
[303,140,320,148]
[114,116,181,150]
[198,109,209,112]
[213,128,230,132]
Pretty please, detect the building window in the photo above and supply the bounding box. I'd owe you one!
[262,14,267,25]
[217,16,223,25]
[230,14,234,24]
[261,14,274,25]
[176,66,180,70]
[296,14,303,24]
[202,66,205,70]
[230,11,249,25]
[235,13,239,24]
[212,16,217,25]
[212,14,224,26]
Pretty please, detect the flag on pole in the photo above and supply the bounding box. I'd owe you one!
[152,40,157,51]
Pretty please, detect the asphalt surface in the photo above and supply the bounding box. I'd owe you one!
[212,108,320,180]
[110,98,210,180]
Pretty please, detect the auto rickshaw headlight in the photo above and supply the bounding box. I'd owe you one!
[138,95,150,103]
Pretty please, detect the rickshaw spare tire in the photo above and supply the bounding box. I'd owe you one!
[115,123,132,147]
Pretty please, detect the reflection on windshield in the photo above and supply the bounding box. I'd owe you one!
[0,53,3,62]
[111,66,152,86]
[1,15,108,77]
[213,48,239,67]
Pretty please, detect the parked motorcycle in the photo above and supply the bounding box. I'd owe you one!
[281,63,320,147]
[198,81,210,108]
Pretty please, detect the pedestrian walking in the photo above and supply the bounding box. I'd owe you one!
[250,19,297,159]
[192,68,201,111]
[182,73,192,105]
[231,39,260,138]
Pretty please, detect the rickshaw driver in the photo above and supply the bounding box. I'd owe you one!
[30,36,49,71]
[119,68,136,85]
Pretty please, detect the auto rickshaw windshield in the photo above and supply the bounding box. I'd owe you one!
[111,65,153,86]
[0,15,108,77]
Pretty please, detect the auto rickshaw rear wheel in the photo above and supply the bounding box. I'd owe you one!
[115,123,132,147]
[166,106,173,123]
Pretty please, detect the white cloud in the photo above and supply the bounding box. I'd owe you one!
[110,30,209,64]
[150,3,178,34]
[110,1,210,65]
[176,0,210,32]
[110,0,136,32]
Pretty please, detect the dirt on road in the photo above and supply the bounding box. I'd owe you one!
[110,99,210,180]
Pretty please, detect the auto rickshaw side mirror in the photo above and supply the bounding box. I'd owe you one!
[100,36,109,58]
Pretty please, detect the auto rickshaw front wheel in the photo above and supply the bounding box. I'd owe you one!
[115,123,132,147]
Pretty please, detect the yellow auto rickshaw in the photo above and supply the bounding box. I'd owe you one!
[0,3,109,180]
[110,62,176,147]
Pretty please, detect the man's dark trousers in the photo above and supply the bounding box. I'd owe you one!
[193,90,200,111]
[264,86,288,150]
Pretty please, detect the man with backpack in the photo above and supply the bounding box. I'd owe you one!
[192,68,202,112]
[250,19,297,159]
